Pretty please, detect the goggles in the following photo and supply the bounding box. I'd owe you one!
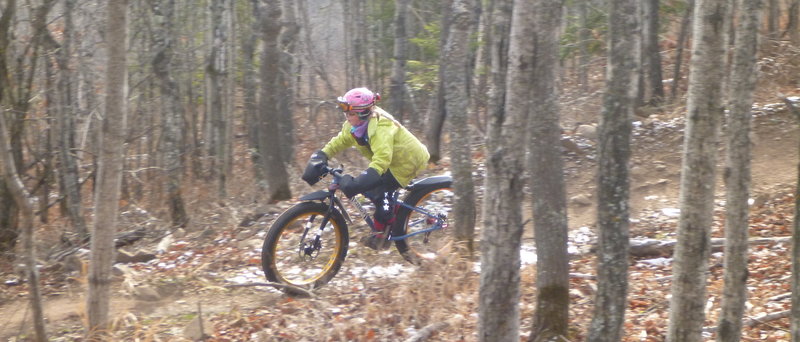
[336,100,372,113]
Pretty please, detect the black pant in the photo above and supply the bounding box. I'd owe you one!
[362,170,401,224]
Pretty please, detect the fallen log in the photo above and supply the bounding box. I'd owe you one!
[703,310,790,333]
[404,321,450,342]
[626,236,791,258]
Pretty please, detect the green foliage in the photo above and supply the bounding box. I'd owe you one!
[560,5,607,61]
[406,60,439,92]
[406,21,441,92]
[409,21,441,60]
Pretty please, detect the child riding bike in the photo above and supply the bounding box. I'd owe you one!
[301,87,430,250]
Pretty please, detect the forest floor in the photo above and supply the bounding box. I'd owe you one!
[0,89,799,340]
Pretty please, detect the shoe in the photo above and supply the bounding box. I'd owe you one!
[360,234,391,251]
[360,219,392,251]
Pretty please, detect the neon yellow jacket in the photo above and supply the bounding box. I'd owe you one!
[321,107,429,187]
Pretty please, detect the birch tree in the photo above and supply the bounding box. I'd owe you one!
[87,0,128,336]
[666,0,730,340]
[527,0,569,340]
[587,0,639,340]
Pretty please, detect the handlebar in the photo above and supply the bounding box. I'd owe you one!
[322,165,343,179]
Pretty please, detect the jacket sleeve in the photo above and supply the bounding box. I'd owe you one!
[321,122,356,158]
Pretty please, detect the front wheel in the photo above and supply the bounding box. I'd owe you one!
[261,202,349,292]
[393,184,454,264]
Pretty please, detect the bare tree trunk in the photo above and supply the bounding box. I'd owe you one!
[150,0,188,228]
[528,0,569,340]
[87,0,128,336]
[443,0,476,255]
[54,0,87,239]
[788,0,800,44]
[790,97,800,342]
[716,1,761,341]
[671,0,693,101]
[479,0,531,340]
[388,0,410,123]
[257,0,291,202]
[666,0,730,340]
[470,0,488,135]
[243,0,264,184]
[0,114,47,342]
[587,0,638,341]
[483,0,511,176]
[642,0,664,105]
[578,0,590,92]
[767,0,779,39]
[426,0,453,164]
[206,0,231,197]
[278,0,296,163]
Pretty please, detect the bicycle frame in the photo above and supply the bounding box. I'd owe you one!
[310,166,448,243]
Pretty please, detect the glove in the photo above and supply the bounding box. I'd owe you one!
[301,150,329,185]
[339,168,381,198]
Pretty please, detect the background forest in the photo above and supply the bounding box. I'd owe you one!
[0,0,799,341]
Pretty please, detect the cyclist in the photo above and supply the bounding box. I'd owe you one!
[302,87,430,250]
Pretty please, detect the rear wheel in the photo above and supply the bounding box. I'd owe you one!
[393,184,453,264]
[261,202,349,292]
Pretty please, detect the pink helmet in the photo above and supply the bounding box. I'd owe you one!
[337,87,380,117]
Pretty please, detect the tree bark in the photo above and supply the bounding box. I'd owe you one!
[243,0,264,185]
[426,0,453,164]
[715,1,761,341]
[767,0,779,39]
[789,0,800,44]
[389,0,410,123]
[0,109,47,342]
[206,0,232,197]
[528,0,569,341]
[784,97,800,341]
[479,0,531,340]
[443,0,476,255]
[278,0,297,163]
[642,0,664,105]
[150,0,188,228]
[257,0,292,202]
[666,0,730,340]
[578,0,590,92]
[87,0,128,336]
[587,0,638,341]
[54,0,88,238]
[0,0,21,250]
[671,0,693,100]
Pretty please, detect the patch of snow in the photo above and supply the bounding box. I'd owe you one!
[638,257,672,267]
[660,208,680,217]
